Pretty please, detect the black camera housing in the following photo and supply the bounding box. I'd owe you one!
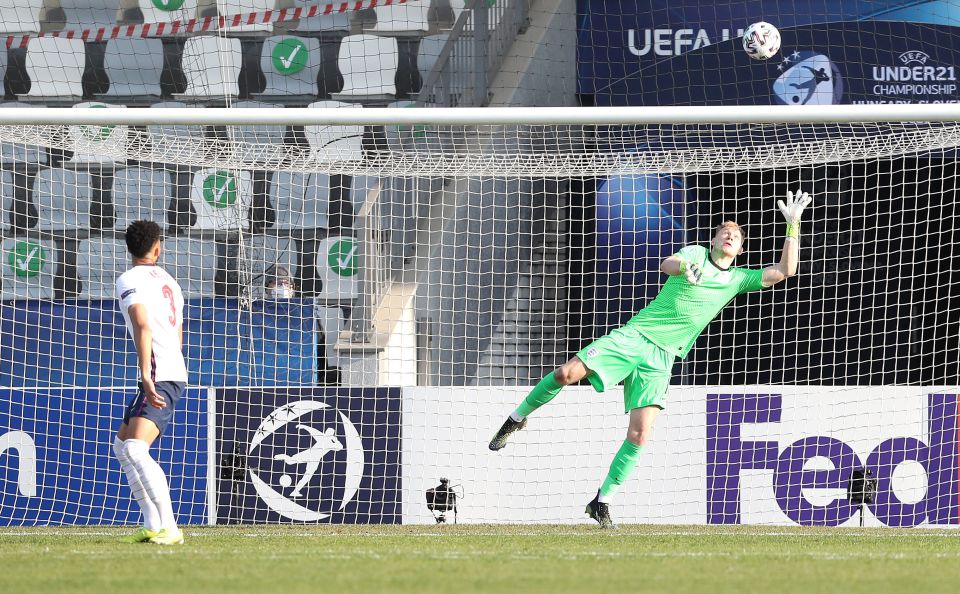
[847,468,878,505]
[426,478,457,512]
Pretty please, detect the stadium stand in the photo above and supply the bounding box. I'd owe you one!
[291,0,350,33]
[67,102,129,165]
[160,237,218,297]
[138,0,198,25]
[0,103,48,166]
[245,234,298,300]
[270,171,326,230]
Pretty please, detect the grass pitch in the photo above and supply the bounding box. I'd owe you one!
[1,524,959,593]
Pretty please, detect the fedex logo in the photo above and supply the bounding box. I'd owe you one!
[707,393,958,527]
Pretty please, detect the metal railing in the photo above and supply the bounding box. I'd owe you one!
[417,0,530,107]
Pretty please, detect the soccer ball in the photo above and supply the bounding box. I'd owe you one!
[742,22,781,61]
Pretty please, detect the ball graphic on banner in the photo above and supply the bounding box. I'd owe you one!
[743,21,781,61]
[279,474,293,488]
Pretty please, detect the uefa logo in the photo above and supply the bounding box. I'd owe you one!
[772,50,844,105]
[246,400,365,521]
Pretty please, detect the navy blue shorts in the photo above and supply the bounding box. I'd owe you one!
[122,381,185,435]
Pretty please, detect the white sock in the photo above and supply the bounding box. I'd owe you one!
[123,439,178,531]
[509,411,526,422]
[598,493,611,504]
[114,437,162,531]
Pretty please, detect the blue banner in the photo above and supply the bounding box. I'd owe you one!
[0,299,317,387]
[216,388,402,524]
[0,388,209,526]
[578,0,960,105]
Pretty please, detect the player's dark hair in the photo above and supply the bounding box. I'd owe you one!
[125,220,163,258]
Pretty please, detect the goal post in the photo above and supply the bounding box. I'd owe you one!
[0,105,958,527]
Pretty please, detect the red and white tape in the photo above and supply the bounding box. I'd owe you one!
[5,0,412,49]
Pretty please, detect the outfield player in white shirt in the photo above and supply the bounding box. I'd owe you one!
[113,220,187,546]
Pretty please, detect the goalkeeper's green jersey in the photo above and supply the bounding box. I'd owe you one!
[625,245,767,358]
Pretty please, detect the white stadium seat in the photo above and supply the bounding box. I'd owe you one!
[370,3,430,33]
[60,0,121,29]
[22,38,86,100]
[228,100,287,162]
[0,103,48,165]
[77,238,128,298]
[159,237,218,297]
[67,102,129,165]
[218,0,276,33]
[112,167,172,229]
[0,0,42,35]
[291,0,350,33]
[335,35,399,100]
[177,36,242,99]
[34,169,92,231]
[139,0,199,25]
[305,100,364,162]
[188,168,253,230]
[103,38,165,100]
[257,35,321,99]
[270,171,327,229]
[1,238,56,299]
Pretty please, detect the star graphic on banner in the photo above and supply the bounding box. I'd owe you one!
[256,427,267,438]
[280,404,296,417]
[266,412,278,425]
[791,50,801,60]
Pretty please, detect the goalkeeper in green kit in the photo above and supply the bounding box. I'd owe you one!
[489,189,813,528]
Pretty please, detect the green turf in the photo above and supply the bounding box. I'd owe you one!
[1,525,959,593]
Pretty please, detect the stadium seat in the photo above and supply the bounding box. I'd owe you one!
[67,102,129,164]
[188,168,252,230]
[76,237,128,298]
[369,4,430,33]
[102,38,164,100]
[139,0,199,25]
[385,99,449,153]
[219,0,276,33]
[314,235,358,300]
[0,171,13,229]
[148,101,206,145]
[112,167,172,229]
[1,238,56,299]
[315,304,345,366]
[158,237,217,297]
[256,35,322,99]
[0,103,48,166]
[0,47,7,92]
[22,38,86,100]
[60,0,121,29]
[227,100,287,162]
[0,0,42,35]
[304,100,364,162]
[177,36,242,99]
[291,0,350,33]
[270,171,327,229]
[246,234,297,299]
[34,169,92,231]
[335,35,399,100]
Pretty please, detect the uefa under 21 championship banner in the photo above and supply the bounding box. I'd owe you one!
[578,0,960,106]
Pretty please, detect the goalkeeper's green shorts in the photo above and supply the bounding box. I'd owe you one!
[576,326,675,412]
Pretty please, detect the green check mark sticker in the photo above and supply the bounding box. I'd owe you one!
[9,241,45,278]
[327,239,358,277]
[272,39,308,75]
[80,103,115,141]
[152,0,185,10]
[202,171,237,208]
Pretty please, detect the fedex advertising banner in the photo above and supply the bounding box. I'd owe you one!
[578,0,960,105]
[0,388,210,526]
[401,386,958,526]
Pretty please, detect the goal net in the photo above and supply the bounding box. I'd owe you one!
[0,105,958,527]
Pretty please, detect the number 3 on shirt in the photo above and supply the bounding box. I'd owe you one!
[162,285,177,326]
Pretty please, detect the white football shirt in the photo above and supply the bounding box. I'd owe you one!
[115,265,188,383]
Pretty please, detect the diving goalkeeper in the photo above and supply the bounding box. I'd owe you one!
[489,190,813,528]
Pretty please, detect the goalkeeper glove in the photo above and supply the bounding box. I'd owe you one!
[678,258,703,286]
[777,189,813,238]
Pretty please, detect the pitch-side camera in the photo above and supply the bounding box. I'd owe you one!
[847,467,877,526]
[426,478,458,524]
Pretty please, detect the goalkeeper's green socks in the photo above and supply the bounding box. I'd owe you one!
[598,440,644,502]
[511,373,564,420]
